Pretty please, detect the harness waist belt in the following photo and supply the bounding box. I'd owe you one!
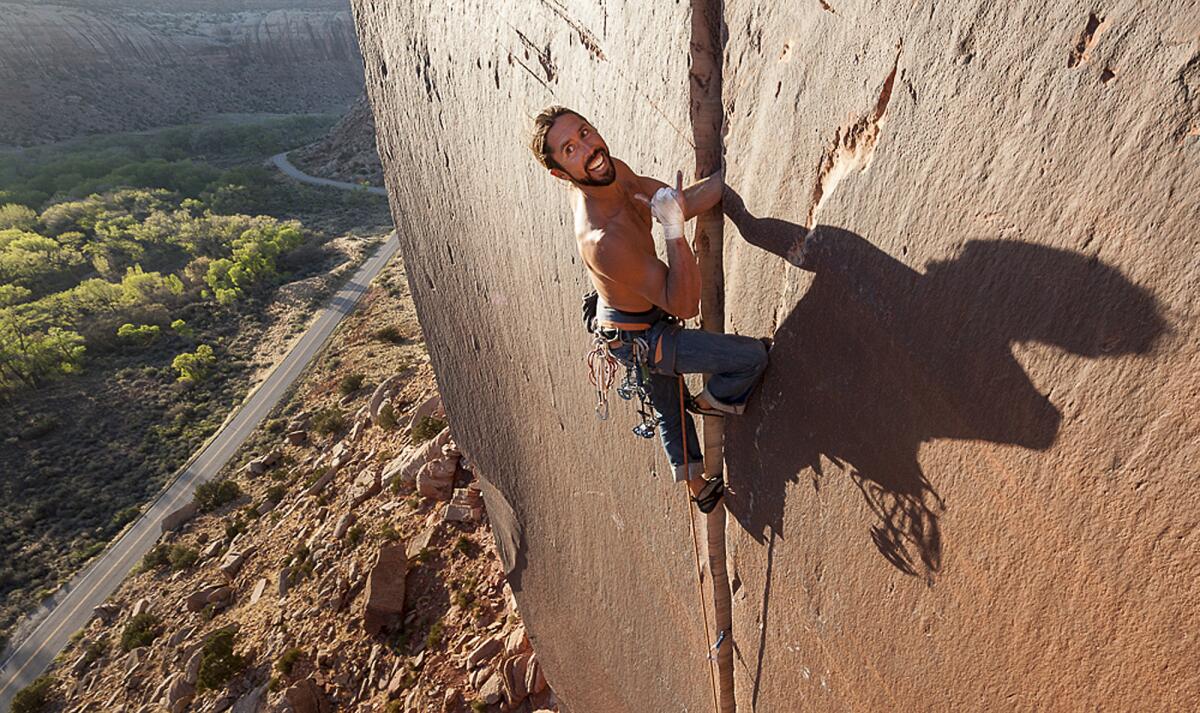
[596,301,667,331]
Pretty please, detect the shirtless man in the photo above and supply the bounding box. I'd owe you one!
[529,106,769,512]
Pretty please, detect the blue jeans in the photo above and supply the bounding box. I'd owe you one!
[609,322,769,482]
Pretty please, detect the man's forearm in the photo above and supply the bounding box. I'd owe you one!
[683,168,725,220]
[663,235,702,319]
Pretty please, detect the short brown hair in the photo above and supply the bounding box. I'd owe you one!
[530,106,590,170]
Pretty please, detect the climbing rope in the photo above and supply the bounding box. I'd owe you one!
[680,374,721,713]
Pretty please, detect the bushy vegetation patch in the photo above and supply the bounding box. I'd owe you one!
[120,612,162,652]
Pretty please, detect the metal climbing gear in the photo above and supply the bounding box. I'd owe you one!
[624,337,658,439]
[586,331,619,421]
[707,630,727,661]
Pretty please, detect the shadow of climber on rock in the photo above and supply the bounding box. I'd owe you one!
[721,188,1166,578]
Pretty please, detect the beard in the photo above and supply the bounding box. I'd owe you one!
[570,148,617,186]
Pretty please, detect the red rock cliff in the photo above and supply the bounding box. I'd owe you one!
[353,1,1199,710]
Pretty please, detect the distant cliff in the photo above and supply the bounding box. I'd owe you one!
[291,94,383,186]
[353,1,1199,711]
[0,1,364,145]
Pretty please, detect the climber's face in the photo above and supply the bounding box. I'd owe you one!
[547,113,616,187]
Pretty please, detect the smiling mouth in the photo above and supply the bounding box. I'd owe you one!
[587,150,607,172]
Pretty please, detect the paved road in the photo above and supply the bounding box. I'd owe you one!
[270,152,388,195]
[0,224,399,710]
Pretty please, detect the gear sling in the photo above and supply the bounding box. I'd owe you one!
[582,290,689,447]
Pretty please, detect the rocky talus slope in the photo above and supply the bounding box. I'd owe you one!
[29,260,559,712]
[353,1,1199,711]
[0,1,363,145]
[290,95,384,186]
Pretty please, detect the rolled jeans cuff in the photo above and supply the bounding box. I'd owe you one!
[673,461,706,483]
[700,385,748,415]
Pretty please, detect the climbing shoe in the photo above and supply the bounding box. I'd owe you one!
[691,476,725,514]
[684,394,726,418]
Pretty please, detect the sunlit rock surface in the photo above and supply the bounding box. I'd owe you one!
[354,1,1199,710]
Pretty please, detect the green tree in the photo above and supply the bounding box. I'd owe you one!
[0,312,86,389]
[172,344,216,382]
[0,204,37,231]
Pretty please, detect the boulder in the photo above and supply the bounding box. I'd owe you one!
[442,503,477,523]
[219,551,246,579]
[362,542,408,635]
[250,577,268,605]
[350,471,382,509]
[466,636,503,667]
[185,583,226,612]
[286,429,308,445]
[130,598,150,618]
[278,567,294,597]
[160,502,197,533]
[231,681,269,713]
[501,654,530,707]
[334,513,356,540]
[416,457,457,501]
[504,626,530,656]
[91,603,119,624]
[525,653,546,696]
[303,468,337,497]
[168,625,195,648]
[165,674,195,713]
[406,523,437,560]
[184,649,203,685]
[283,678,332,713]
[478,672,503,705]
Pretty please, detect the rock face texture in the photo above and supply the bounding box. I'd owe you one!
[354,1,1198,711]
[0,0,364,145]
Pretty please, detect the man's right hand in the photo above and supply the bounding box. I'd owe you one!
[636,170,686,240]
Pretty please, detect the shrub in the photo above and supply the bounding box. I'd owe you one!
[346,524,364,547]
[275,647,303,676]
[116,323,160,347]
[265,484,287,504]
[80,639,107,668]
[170,318,194,337]
[425,619,445,650]
[373,325,405,344]
[120,613,161,652]
[377,403,397,430]
[196,629,248,692]
[337,373,364,396]
[11,674,55,713]
[309,407,344,437]
[109,506,140,530]
[453,536,475,557]
[168,545,198,571]
[194,478,241,513]
[141,543,171,570]
[412,416,447,443]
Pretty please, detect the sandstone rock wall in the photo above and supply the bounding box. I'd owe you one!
[354,1,1199,710]
[0,1,363,145]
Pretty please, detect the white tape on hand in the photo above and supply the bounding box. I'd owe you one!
[650,187,685,240]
